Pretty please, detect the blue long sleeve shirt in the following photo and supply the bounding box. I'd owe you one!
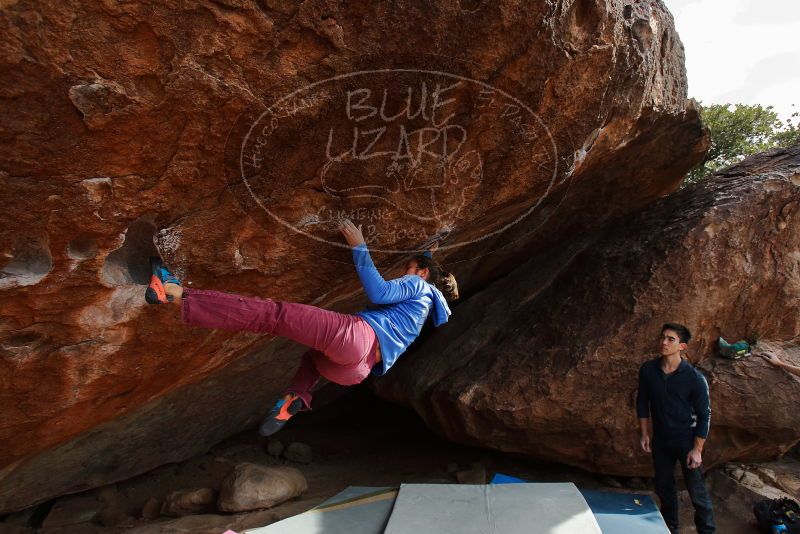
[351,244,451,376]
[636,358,711,441]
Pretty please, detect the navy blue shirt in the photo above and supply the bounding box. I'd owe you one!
[637,358,711,441]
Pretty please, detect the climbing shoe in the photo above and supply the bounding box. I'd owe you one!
[258,393,305,437]
[718,337,752,359]
[145,256,181,304]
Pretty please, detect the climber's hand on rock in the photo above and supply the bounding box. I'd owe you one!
[339,219,366,248]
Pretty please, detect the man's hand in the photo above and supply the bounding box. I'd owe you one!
[640,433,651,453]
[763,353,783,367]
[687,447,702,469]
[762,352,800,378]
[339,219,365,248]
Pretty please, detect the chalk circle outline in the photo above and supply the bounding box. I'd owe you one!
[238,68,559,254]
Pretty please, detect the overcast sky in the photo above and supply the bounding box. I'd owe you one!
[666,0,800,119]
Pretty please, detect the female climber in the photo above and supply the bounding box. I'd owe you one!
[145,219,459,436]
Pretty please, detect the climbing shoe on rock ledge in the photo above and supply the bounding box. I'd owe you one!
[145,256,181,304]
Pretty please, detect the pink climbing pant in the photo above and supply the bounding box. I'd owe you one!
[181,288,379,408]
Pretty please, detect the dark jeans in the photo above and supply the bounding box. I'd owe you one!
[652,437,715,534]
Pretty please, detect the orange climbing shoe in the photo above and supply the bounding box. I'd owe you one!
[258,392,305,437]
[145,256,181,304]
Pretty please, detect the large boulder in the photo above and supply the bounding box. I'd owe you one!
[0,0,705,511]
[376,145,800,475]
[217,463,306,512]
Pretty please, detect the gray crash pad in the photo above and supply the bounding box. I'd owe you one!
[383,483,602,534]
[244,486,397,534]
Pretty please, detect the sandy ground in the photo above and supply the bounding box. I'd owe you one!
[0,385,757,533]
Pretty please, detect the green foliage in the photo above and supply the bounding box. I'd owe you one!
[684,103,800,186]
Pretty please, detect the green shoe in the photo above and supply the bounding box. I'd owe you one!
[718,337,751,359]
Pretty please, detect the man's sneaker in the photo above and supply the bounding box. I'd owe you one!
[258,393,305,437]
[145,256,181,304]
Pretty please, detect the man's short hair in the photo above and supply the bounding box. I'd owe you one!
[661,322,692,344]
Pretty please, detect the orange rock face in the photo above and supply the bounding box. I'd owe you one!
[376,146,800,476]
[0,0,705,511]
